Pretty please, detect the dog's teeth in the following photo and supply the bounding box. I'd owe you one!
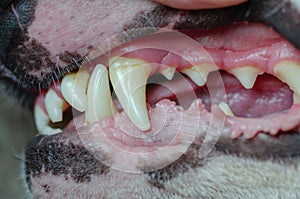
[61,69,90,112]
[218,102,235,117]
[181,65,215,86]
[85,64,117,124]
[45,89,68,123]
[274,61,300,99]
[160,66,176,80]
[229,66,264,89]
[293,94,300,104]
[34,105,62,135]
[109,57,152,131]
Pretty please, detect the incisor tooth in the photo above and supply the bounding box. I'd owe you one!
[274,61,300,99]
[160,66,176,80]
[229,66,264,89]
[45,89,68,123]
[109,57,152,131]
[219,102,235,117]
[181,64,215,86]
[34,105,62,135]
[85,64,117,124]
[61,68,90,112]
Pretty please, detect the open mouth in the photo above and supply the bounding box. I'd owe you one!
[34,22,300,140]
[21,1,300,197]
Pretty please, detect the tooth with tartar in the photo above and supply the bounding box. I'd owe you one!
[45,89,68,123]
[274,62,300,100]
[109,57,152,131]
[34,105,62,135]
[229,66,264,89]
[182,64,215,86]
[85,64,117,124]
[61,68,90,112]
[219,102,235,117]
[160,66,176,80]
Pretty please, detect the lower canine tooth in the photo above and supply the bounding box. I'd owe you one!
[34,104,62,135]
[229,66,264,89]
[45,89,68,123]
[274,61,300,97]
[219,102,235,117]
[181,64,215,86]
[61,68,90,112]
[109,57,151,131]
[293,94,300,104]
[85,64,117,124]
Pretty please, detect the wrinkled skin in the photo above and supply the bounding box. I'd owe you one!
[1,0,300,198]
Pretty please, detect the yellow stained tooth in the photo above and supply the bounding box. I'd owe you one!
[34,105,62,135]
[181,64,215,86]
[274,61,300,98]
[44,89,68,123]
[85,64,117,124]
[218,102,235,117]
[109,57,151,131]
[160,66,176,80]
[229,66,264,89]
[61,68,90,112]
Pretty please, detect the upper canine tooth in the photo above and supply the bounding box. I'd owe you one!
[61,68,90,112]
[229,66,264,89]
[274,61,300,98]
[160,66,176,80]
[85,64,117,124]
[109,57,152,131]
[44,89,68,123]
[181,64,215,86]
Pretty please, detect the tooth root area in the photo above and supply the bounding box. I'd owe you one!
[45,89,68,123]
[181,65,216,86]
[85,64,117,124]
[34,105,62,135]
[61,68,90,112]
[274,61,300,102]
[219,102,235,117]
[160,66,176,80]
[109,57,152,131]
[229,66,264,89]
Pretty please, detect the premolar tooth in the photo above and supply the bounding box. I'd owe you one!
[34,105,62,135]
[160,66,176,80]
[274,61,300,98]
[45,89,68,123]
[109,57,152,131]
[181,64,215,86]
[85,64,117,124]
[219,102,235,117]
[61,68,90,112]
[229,66,264,89]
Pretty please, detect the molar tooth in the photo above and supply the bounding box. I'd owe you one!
[218,102,235,117]
[229,66,264,89]
[181,64,215,86]
[85,64,117,124]
[274,61,300,99]
[109,57,152,131]
[34,105,62,135]
[160,66,176,80]
[45,89,68,123]
[61,68,90,112]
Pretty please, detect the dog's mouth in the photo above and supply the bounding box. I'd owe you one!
[34,22,300,140]
[22,1,300,197]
